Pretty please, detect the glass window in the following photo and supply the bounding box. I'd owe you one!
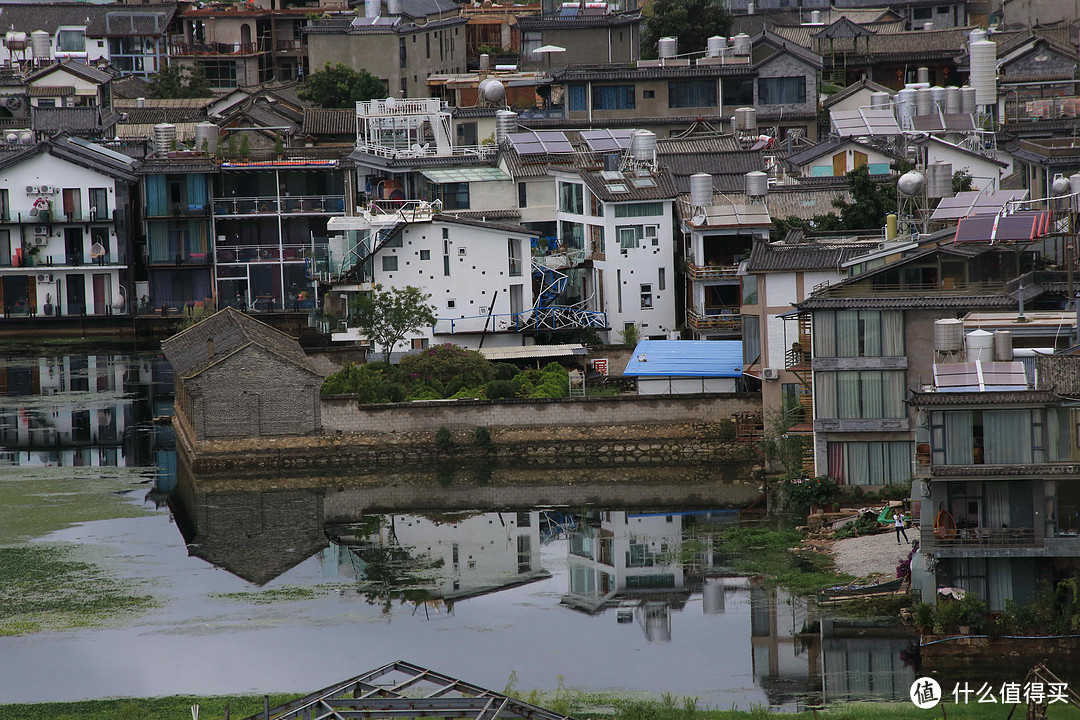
[814,310,904,357]
[618,225,642,249]
[558,182,584,214]
[828,441,913,485]
[198,60,238,88]
[591,85,635,110]
[518,182,527,208]
[742,314,760,365]
[569,84,587,111]
[668,80,717,109]
[722,78,754,106]
[419,249,430,260]
[560,221,584,249]
[741,276,758,305]
[640,283,652,309]
[815,370,907,419]
[658,267,666,291]
[382,255,398,272]
[57,29,86,53]
[758,76,806,105]
[521,32,542,61]
[614,202,663,218]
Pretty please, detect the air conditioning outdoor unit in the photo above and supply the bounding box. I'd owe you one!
[32,235,48,246]
[762,367,780,381]
[25,185,38,194]
[39,185,53,194]
[33,225,47,235]
[36,273,53,283]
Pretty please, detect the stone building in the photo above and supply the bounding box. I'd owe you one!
[162,307,324,442]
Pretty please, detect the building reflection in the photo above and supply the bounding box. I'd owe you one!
[750,580,821,707]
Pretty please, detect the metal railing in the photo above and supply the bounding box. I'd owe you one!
[16,251,128,267]
[215,243,312,264]
[354,141,496,160]
[212,195,346,216]
[146,204,210,218]
[434,307,607,334]
[816,281,1007,297]
[685,262,740,280]
[686,307,741,331]
[148,251,212,266]
[275,39,305,52]
[169,41,265,56]
[929,527,1037,547]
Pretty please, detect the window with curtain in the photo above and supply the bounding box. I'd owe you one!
[568,84,587,111]
[144,175,168,217]
[758,76,806,105]
[560,221,584,249]
[828,441,913,485]
[742,314,760,365]
[984,410,1033,464]
[591,85,635,110]
[668,80,717,109]
[814,310,904,357]
[614,202,663,218]
[816,370,906,419]
[559,182,584,214]
[57,29,86,53]
[722,78,754,106]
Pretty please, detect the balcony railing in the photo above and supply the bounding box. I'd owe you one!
[929,526,1037,547]
[213,195,345,216]
[816,281,1008,298]
[215,244,312,264]
[685,262,740,280]
[170,41,265,56]
[146,204,210,219]
[13,210,116,224]
[148,251,211,266]
[275,39,304,53]
[8,252,128,267]
[785,345,811,369]
[687,307,741,331]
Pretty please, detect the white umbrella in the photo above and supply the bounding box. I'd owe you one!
[533,44,566,72]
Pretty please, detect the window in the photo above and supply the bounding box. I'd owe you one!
[412,338,429,350]
[813,310,905,357]
[758,76,806,105]
[640,284,653,309]
[0,189,7,220]
[382,255,398,272]
[36,98,56,108]
[741,276,758,305]
[518,182,527,208]
[742,314,760,364]
[508,237,522,276]
[642,89,655,99]
[722,78,754,106]
[913,7,932,19]
[591,85,635,110]
[198,59,239,88]
[426,32,431,59]
[658,267,665,291]
[668,80,717,108]
[828,441,913,485]
[569,84,587,111]
[399,37,407,69]
[57,29,86,53]
[560,220,584,249]
[558,182,584,214]
[929,408,1070,466]
[614,202,663,218]
[447,299,456,309]
[618,226,641,249]
[431,182,469,210]
[814,370,907,419]
[521,32,542,61]
[419,249,430,260]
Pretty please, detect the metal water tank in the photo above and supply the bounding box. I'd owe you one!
[870,91,891,108]
[969,40,998,108]
[1070,173,1080,195]
[4,132,16,144]
[194,122,219,153]
[1052,175,1071,195]
[945,86,961,114]
[993,330,1013,362]
[479,78,506,103]
[809,9,822,23]
[479,53,490,72]
[917,67,930,84]
[922,21,933,30]
[930,86,947,112]
[364,0,379,17]
[658,37,677,59]
[896,88,916,121]
[4,32,27,52]
[30,30,49,62]
[897,171,926,197]
[153,123,177,153]
[136,96,146,108]
[966,330,994,362]
[915,87,933,115]
[968,28,987,45]
[926,161,953,199]
[630,129,657,161]
[734,106,757,130]
[960,86,977,114]
[18,131,33,144]
[690,173,712,208]
[934,318,964,352]
[731,33,751,55]
[706,36,726,57]
[387,0,400,14]
[744,171,768,199]
[495,110,518,144]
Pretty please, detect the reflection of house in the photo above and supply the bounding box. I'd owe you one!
[749,580,820,707]
[820,619,916,702]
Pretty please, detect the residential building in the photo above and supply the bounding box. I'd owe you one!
[516,10,641,69]
[782,138,897,178]
[821,78,896,115]
[0,135,138,318]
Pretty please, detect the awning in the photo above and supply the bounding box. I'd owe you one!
[420,167,512,184]
[479,344,587,361]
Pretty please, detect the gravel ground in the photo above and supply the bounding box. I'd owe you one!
[832,528,914,579]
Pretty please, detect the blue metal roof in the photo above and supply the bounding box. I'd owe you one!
[622,340,744,377]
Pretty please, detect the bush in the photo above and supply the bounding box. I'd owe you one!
[449,387,481,399]
[398,344,494,387]
[473,426,494,448]
[485,379,517,399]
[434,427,453,449]
[526,362,569,398]
[782,475,838,514]
[493,362,519,381]
[409,385,444,401]
[320,362,398,404]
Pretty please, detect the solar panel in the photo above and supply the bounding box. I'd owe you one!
[581,129,633,152]
[934,361,1027,392]
[955,211,1051,243]
[831,108,901,137]
[930,190,1029,220]
[912,115,944,132]
[507,130,574,155]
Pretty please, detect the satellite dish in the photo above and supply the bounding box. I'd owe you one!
[897,171,926,197]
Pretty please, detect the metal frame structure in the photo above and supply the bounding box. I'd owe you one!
[241,661,580,720]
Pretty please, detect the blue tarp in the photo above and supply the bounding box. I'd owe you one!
[622,340,743,377]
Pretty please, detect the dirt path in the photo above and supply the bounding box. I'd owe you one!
[831,529,913,580]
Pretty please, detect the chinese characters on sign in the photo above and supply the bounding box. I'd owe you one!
[591,358,609,376]
[911,678,1071,708]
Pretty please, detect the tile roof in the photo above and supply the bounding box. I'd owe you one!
[800,295,1017,309]
[119,106,210,124]
[661,151,766,193]
[578,166,678,202]
[656,134,744,153]
[28,85,74,97]
[434,213,533,235]
[111,75,153,99]
[783,137,899,166]
[821,78,895,109]
[31,106,120,134]
[139,158,219,174]
[745,238,880,271]
[0,3,177,37]
[516,12,641,29]
[910,389,1057,406]
[681,185,854,220]
[302,108,356,136]
[26,59,115,85]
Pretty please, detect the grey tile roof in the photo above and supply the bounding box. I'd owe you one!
[138,158,218,175]
[120,106,210,124]
[434,213,533,235]
[31,106,119,134]
[0,3,177,37]
[690,185,854,220]
[800,295,1017,309]
[578,166,678,202]
[516,12,641,29]
[26,59,115,85]
[302,108,356,136]
[656,134,744,153]
[910,389,1057,406]
[821,78,895,109]
[745,238,880,271]
[111,75,154,99]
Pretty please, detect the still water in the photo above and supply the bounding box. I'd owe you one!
[0,350,918,709]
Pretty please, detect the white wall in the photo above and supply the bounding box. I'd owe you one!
[923,142,1008,190]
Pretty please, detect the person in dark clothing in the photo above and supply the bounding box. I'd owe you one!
[894,511,909,544]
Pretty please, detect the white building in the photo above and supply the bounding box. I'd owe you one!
[0,136,138,318]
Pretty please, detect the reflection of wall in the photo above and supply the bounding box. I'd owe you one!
[749,581,820,707]
[821,621,916,702]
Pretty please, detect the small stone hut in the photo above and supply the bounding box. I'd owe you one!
[162,307,324,442]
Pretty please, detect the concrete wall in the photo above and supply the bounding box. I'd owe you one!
[520,24,638,69]
[754,52,818,118]
[322,392,760,433]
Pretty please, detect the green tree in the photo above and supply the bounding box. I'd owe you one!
[778,165,897,233]
[641,0,733,60]
[953,168,974,194]
[398,343,494,387]
[298,62,386,108]
[239,134,251,159]
[350,284,436,363]
[146,64,213,99]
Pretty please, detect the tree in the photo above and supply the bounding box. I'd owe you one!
[641,0,733,60]
[350,284,437,363]
[146,64,213,99]
[953,168,974,194]
[776,165,897,234]
[298,63,386,108]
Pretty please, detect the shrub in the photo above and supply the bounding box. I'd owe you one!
[320,362,398,404]
[398,343,494,387]
[450,387,481,399]
[911,602,935,630]
[493,362,519,381]
[485,379,517,399]
[782,475,838,514]
[434,427,453,449]
[409,385,444,401]
[473,426,494,448]
[387,382,408,403]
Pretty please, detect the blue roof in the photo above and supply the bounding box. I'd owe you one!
[622,340,744,377]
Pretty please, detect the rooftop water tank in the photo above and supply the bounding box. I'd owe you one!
[706,35,726,58]
[734,106,756,130]
[896,88,916,122]
[966,329,993,362]
[387,0,400,14]
[809,9,821,23]
[745,171,768,199]
[495,110,517,144]
[934,318,964,352]
[969,28,987,44]
[870,91,891,108]
[915,87,933,115]
[897,170,926,197]
[30,30,49,62]
[930,86,947,112]
[630,129,657,162]
[479,78,505,103]
[993,330,1013,362]
[969,40,997,107]
[1052,175,1071,195]
[658,36,677,59]
[153,123,177,154]
[4,32,27,52]
[690,173,712,208]
[917,67,929,84]
[926,161,953,199]
[945,86,961,114]
[365,0,379,18]
[731,33,751,55]
[194,122,219,154]
[479,53,490,72]
[960,86,976,115]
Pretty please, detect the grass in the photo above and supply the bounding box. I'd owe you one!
[211,585,329,604]
[0,545,157,636]
[713,524,854,596]
[0,694,294,720]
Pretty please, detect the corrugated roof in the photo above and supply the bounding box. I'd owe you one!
[479,344,587,361]
[623,340,743,377]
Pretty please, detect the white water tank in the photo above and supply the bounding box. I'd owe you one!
[690,173,712,208]
[960,86,976,114]
[746,1,754,13]
[365,0,379,17]
[809,9,821,23]
[19,130,32,144]
[897,171,925,197]
[194,122,219,153]
[969,28,987,44]
[630,129,657,161]
[30,30,49,62]
[870,91,890,108]
[922,21,933,30]
[734,106,756,130]
[926,161,953,198]
[915,87,933,115]
[702,578,726,615]
[1070,173,1080,195]
[934,318,964,352]
[945,86,961,114]
[993,330,1013,362]
[658,36,677,59]
[706,35,726,57]
[745,171,768,199]
[4,32,27,52]
[479,78,506,103]
[387,0,400,14]
[969,40,997,108]
[930,86,947,112]
[732,33,751,55]
[917,67,930,84]
[896,88,916,121]
[479,53,490,72]
[495,110,517,144]
[153,123,177,153]
[1052,175,1071,195]
[966,329,994,362]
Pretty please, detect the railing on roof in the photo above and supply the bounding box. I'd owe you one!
[212,195,345,216]
[927,527,1038,547]
[434,307,607,334]
[686,307,741,331]
[684,262,740,280]
[813,281,1008,297]
[354,140,495,160]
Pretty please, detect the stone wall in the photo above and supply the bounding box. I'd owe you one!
[321,393,761,434]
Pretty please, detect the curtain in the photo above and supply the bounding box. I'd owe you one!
[848,443,870,484]
[828,442,846,483]
[861,311,881,356]
[867,442,885,485]
[814,311,835,357]
[987,558,1012,613]
[144,175,168,217]
[985,410,1032,464]
[838,371,860,417]
[147,223,170,264]
[944,411,974,464]
[986,481,1009,528]
[883,371,906,418]
[836,310,859,357]
[881,311,904,355]
[816,372,837,418]
[889,442,913,483]
[861,371,884,418]
[186,174,208,209]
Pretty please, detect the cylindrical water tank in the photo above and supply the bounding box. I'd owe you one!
[897,170,925,197]
[745,171,768,198]
[746,1,754,13]
[734,106,756,130]
[658,36,677,59]
[934,318,964,352]
[896,88,916,121]
[30,30,49,62]
[946,86,961,114]
[194,122,219,153]
[1070,173,1080,195]
[479,53,490,72]
[4,132,16,144]
[5,32,27,51]
[966,329,994,362]
[732,33,751,55]
[479,78,506,103]
[18,130,33,144]
[926,161,953,198]
[810,9,821,23]
[136,96,146,108]
[690,173,712,208]
[993,330,1013,362]
[702,578,726,615]
[495,110,517,144]
[930,86,947,112]
[365,0,379,17]
[886,213,898,240]
[960,86,977,114]
[1052,175,1071,195]
[631,129,657,161]
[917,67,930,84]
[969,28,987,45]
[387,0,400,14]
[915,87,933,115]
[970,40,997,107]
[153,123,177,153]
[706,36,726,57]
[870,91,890,108]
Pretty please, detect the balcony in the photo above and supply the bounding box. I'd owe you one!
[215,244,311,264]
[148,251,211,266]
[686,307,741,332]
[213,195,345,216]
[928,526,1038,547]
[685,262,740,281]
[785,344,811,370]
[146,204,210,219]
[169,41,266,56]
[274,39,304,53]
[9,251,128,268]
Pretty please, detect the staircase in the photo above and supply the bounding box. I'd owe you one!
[338,220,407,282]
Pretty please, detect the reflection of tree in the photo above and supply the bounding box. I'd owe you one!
[348,519,445,614]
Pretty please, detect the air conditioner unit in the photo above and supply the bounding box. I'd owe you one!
[762,367,780,381]
[33,225,48,235]
[32,235,48,247]
[39,185,53,194]
[36,273,53,283]
[25,185,38,194]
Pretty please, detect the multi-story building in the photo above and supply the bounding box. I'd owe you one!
[0,135,138,318]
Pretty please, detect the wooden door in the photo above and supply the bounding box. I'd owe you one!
[92,273,110,315]
[832,152,846,177]
[853,150,868,169]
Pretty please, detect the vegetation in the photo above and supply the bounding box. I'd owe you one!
[758,396,807,477]
[399,343,493,387]
[0,695,294,720]
[641,0,733,59]
[350,284,437,363]
[618,323,640,346]
[953,168,974,194]
[473,425,495,449]
[211,586,327,604]
[146,64,213,99]
[435,426,454,449]
[831,513,881,540]
[298,62,386,108]
[906,577,1080,636]
[777,165,898,234]
[781,475,838,515]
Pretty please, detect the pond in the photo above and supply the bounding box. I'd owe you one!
[0,350,925,709]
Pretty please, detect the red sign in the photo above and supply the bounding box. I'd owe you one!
[592,358,609,376]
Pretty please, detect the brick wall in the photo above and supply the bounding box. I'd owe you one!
[321,393,761,434]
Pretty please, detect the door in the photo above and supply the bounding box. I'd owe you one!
[65,227,84,265]
[66,273,85,315]
[853,150,868,169]
[92,273,110,315]
[62,188,82,221]
[832,152,846,177]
